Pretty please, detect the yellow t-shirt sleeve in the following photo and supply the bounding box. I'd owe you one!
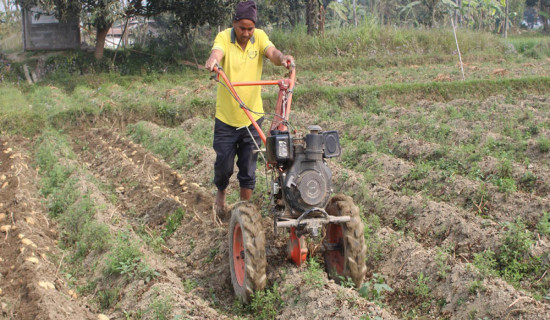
[256,29,274,56]
[212,32,226,54]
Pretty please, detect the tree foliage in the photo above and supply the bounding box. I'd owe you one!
[146,0,238,35]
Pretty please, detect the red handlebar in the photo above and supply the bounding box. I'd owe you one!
[212,65,296,147]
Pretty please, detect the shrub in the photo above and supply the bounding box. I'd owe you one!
[537,137,550,153]
[249,283,284,320]
[303,258,325,289]
[537,212,550,237]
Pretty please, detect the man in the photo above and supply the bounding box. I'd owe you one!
[205,0,294,216]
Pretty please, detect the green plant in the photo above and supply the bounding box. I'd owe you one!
[537,212,550,236]
[104,232,144,277]
[182,279,198,293]
[537,137,550,153]
[363,214,385,263]
[494,177,517,195]
[249,283,284,320]
[146,292,173,320]
[468,280,484,295]
[497,157,513,179]
[435,247,452,280]
[519,171,538,192]
[162,208,185,239]
[472,182,491,215]
[97,288,120,310]
[468,308,478,320]
[358,273,393,302]
[303,258,325,289]
[414,272,431,300]
[205,246,220,264]
[393,218,407,230]
[473,249,498,277]
[498,219,536,284]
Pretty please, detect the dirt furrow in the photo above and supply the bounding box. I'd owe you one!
[377,228,550,320]
[350,128,550,224]
[71,126,396,319]
[0,137,95,320]
[70,128,237,311]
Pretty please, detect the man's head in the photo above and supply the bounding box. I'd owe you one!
[234,1,257,24]
[233,1,257,46]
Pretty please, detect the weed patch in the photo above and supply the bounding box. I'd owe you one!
[249,283,284,320]
[358,273,393,303]
[303,258,325,289]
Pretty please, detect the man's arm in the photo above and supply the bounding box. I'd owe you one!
[205,49,224,71]
[265,46,294,68]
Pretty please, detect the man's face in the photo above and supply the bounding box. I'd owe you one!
[233,19,255,46]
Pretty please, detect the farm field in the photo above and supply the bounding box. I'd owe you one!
[1,33,550,319]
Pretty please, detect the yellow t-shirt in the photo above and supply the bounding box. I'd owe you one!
[212,28,274,127]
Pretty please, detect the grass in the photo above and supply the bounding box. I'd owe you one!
[126,121,209,170]
[34,130,111,262]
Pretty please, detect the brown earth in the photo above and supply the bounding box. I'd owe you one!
[1,93,550,319]
[0,137,95,320]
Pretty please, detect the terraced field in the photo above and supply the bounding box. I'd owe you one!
[1,45,550,319]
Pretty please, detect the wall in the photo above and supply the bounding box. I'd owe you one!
[22,8,80,51]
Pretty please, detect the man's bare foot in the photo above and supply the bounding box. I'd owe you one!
[215,189,227,218]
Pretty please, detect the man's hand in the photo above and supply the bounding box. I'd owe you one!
[205,57,218,71]
[205,49,224,71]
[280,54,295,69]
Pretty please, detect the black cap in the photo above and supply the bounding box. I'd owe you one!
[234,1,257,24]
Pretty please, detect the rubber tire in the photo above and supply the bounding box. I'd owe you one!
[228,202,267,304]
[323,194,367,288]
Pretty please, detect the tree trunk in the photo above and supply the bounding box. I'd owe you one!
[504,0,508,38]
[94,24,112,60]
[353,0,357,27]
[1,0,10,23]
[306,0,319,35]
[543,0,550,33]
[319,4,325,35]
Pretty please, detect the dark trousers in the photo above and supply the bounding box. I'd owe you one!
[213,117,263,191]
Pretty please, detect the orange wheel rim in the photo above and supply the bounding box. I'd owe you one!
[233,224,245,286]
[326,224,344,274]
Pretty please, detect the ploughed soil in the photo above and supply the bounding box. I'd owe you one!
[1,93,550,319]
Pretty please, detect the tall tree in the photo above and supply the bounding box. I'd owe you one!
[306,0,321,34]
[1,0,11,23]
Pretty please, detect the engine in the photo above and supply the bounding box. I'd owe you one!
[267,125,341,217]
